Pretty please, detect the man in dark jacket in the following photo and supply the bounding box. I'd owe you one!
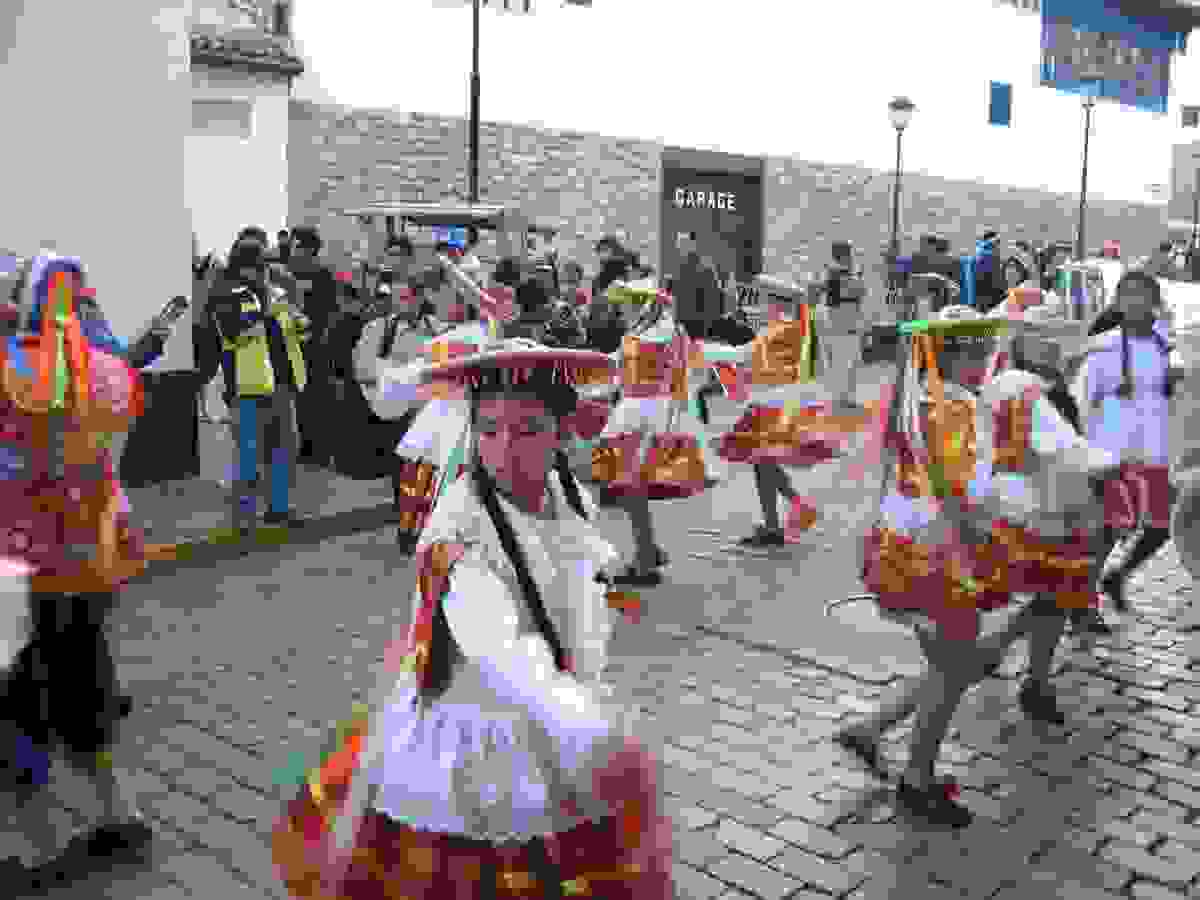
[287,226,339,465]
[587,237,629,352]
[673,231,721,340]
[209,238,309,531]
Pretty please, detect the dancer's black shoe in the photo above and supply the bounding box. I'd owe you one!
[1018,681,1066,725]
[896,778,973,829]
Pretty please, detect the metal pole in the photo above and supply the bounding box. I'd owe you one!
[888,128,903,317]
[468,0,481,203]
[1075,99,1092,261]
[1193,166,1199,252]
[890,129,903,256]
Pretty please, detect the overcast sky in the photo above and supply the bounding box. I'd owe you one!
[290,0,1200,205]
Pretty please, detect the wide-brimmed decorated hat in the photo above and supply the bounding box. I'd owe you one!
[418,336,615,389]
[900,304,1011,338]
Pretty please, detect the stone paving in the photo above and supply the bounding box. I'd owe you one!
[11,513,1197,899]
[11,357,1200,898]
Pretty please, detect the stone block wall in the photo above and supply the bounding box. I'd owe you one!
[289,98,1167,284]
[288,100,660,272]
[765,159,1167,287]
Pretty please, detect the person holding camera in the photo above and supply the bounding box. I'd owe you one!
[208,237,311,532]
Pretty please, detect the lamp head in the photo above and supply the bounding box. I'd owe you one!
[888,96,915,131]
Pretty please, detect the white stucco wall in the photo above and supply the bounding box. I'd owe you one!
[186,65,291,261]
[0,0,194,367]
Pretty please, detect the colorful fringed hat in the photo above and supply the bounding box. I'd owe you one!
[419,336,615,389]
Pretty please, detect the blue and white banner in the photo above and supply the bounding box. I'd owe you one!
[1040,0,1186,113]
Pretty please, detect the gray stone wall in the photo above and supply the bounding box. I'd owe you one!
[289,98,1167,284]
[765,159,1166,287]
[287,100,660,273]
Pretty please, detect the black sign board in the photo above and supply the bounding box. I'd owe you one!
[660,149,765,287]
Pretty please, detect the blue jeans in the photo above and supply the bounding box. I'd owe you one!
[229,387,298,525]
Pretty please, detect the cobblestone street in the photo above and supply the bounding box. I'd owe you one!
[7,495,1195,900]
[7,360,1199,898]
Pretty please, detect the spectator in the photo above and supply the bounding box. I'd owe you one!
[1146,240,1175,279]
[503,278,554,342]
[591,236,629,298]
[288,225,339,466]
[910,234,939,277]
[967,231,1008,313]
[273,229,292,265]
[384,232,417,288]
[236,226,269,249]
[823,240,867,410]
[673,231,721,340]
[1002,256,1031,292]
[587,237,629,353]
[208,238,310,531]
[560,259,585,302]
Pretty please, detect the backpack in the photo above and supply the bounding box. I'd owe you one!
[329,313,415,480]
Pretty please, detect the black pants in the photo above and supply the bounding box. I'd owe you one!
[296,357,333,463]
[2,592,122,761]
[677,319,713,341]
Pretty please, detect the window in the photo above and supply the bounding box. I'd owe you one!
[1183,106,1200,128]
[191,99,253,138]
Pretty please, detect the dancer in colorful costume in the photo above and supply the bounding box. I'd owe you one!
[714,275,868,546]
[0,253,152,882]
[834,308,1045,827]
[590,284,718,586]
[968,304,1120,713]
[271,337,672,899]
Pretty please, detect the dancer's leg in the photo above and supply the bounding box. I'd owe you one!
[622,495,659,572]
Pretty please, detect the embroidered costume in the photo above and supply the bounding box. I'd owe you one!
[860,316,1018,639]
[272,341,672,899]
[387,321,488,544]
[590,287,716,500]
[714,294,849,470]
[0,253,151,865]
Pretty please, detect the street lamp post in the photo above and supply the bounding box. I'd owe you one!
[887,96,915,313]
[1192,160,1200,252]
[467,0,482,203]
[1075,77,1101,262]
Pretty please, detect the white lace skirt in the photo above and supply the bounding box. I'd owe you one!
[366,663,641,843]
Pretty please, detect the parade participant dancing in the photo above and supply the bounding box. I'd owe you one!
[836,309,1041,827]
[0,254,152,882]
[715,275,857,547]
[1072,270,1175,620]
[388,309,490,553]
[272,339,672,900]
[967,306,1120,715]
[590,285,717,586]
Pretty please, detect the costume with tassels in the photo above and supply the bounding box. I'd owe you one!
[589,286,716,501]
[860,312,1018,639]
[714,281,850,469]
[386,320,487,548]
[712,278,872,543]
[0,253,151,874]
[271,340,672,900]
[973,308,1116,610]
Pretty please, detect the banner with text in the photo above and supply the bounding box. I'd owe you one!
[1040,0,1185,113]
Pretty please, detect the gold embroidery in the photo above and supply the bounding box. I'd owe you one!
[751,320,807,385]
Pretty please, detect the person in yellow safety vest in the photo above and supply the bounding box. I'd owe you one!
[209,237,310,533]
